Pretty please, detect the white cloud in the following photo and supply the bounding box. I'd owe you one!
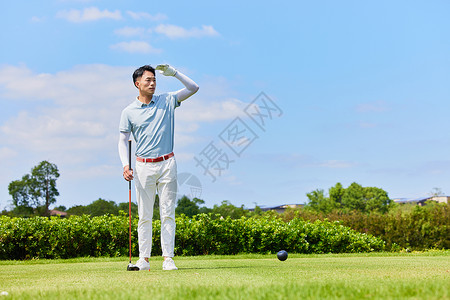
[173,77,247,156]
[127,11,167,21]
[0,64,134,163]
[110,41,162,54]
[31,16,45,22]
[0,64,245,167]
[0,147,17,161]
[154,24,220,39]
[319,160,357,169]
[66,164,119,180]
[176,98,244,123]
[356,100,388,113]
[56,7,122,22]
[359,122,377,128]
[0,64,132,105]
[175,74,247,123]
[114,26,149,37]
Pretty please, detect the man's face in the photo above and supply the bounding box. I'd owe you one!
[135,70,156,96]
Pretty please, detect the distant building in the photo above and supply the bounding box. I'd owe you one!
[432,196,450,204]
[248,204,304,213]
[49,209,68,217]
[393,196,450,206]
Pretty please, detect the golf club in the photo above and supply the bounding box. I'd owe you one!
[127,139,139,271]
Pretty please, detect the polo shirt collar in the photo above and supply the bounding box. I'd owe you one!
[135,96,156,107]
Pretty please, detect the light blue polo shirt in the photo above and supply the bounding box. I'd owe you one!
[119,92,180,158]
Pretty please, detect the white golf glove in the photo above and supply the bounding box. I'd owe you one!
[155,64,177,76]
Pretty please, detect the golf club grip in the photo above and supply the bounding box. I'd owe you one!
[128,140,132,189]
[128,140,132,168]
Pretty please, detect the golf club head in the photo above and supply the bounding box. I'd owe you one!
[127,263,140,271]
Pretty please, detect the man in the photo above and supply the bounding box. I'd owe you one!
[118,64,199,271]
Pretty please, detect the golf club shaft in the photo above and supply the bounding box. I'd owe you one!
[128,140,132,263]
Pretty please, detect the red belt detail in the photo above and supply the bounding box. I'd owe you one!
[136,152,174,163]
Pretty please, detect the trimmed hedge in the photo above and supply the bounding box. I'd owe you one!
[0,214,132,260]
[0,214,384,260]
[283,203,450,250]
[173,214,384,256]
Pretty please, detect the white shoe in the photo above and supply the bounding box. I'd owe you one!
[136,258,150,271]
[162,258,178,270]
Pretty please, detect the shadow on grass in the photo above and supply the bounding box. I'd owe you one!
[179,265,274,270]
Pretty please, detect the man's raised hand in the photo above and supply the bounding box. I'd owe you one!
[156,64,177,76]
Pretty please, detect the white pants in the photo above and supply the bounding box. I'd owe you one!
[135,156,177,258]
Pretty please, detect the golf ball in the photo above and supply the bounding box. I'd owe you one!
[0,291,8,296]
[277,250,288,261]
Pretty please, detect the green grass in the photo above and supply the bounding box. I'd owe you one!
[1,252,449,299]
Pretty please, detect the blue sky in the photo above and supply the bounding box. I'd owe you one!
[1,0,450,211]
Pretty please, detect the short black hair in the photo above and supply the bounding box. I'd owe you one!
[132,65,155,88]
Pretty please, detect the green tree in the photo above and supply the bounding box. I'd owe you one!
[211,200,247,219]
[341,182,366,212]
[10,205,34,217]
[305,188,338,214]
[8,175,33,208]
[361,186,391,213]
[305,182,391,213]
[67,197,151,218]
[118,201,138,217]
[329,182,344,208]
[305,189,325,211]
[67,205,89,215]
[342,183,391,213]
[118,195,158,219]
[198,205,212,214]
[176,196,207,217]
[85,198,119,216]
[67,199,120,216]
[53,205,67,212]
[8,161,60,216]
[253,205,264,216]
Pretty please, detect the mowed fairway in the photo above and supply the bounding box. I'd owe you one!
[1,252,449,299]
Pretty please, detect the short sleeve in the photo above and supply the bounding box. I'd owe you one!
[168,92,181,108]
[119,109,131,132]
